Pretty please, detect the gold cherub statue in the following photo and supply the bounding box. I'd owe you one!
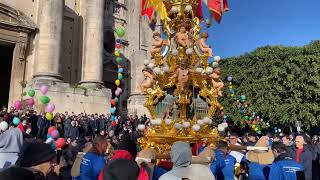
[174,23,191,48]
[197,32,213,57]
[170,61,193,92]
[209,67,224,96]
[150,32,170,57]
[140,67,156,94]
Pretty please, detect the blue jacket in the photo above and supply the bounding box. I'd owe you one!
[79,152,106,180]
[268,153,303,180]
[288,145,315,180]
[248,162,270,180]
[211,150,236,180]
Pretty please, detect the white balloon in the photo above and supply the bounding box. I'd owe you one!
[0,121,8,131]
[192,124,201,131]
[217,126,225,132]
[170,6,178,13]
[186,48,193,55]
[148,63,155,69]
[205,67,213,74]
[212,62,219,68]
[144,60,150,66]
[45,137,54,144]
[182,121,190,128]
[153,67,161,74]
[197,120,204,126]
[214,56,221,62]
[221,122,228,128]
[196,68,203,73]
[185,5,192,12]
[137,124,145,131]
[174,123,182,129]
[165,118,172,125]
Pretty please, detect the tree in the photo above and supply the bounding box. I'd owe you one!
[219,41,320,129]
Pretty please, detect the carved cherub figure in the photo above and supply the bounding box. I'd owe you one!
[174,23,191,48]
[209,67,224,96]
[140,67,155,94]
[170,61,193,91]
[198,32,213,57]
[150,32,170,57]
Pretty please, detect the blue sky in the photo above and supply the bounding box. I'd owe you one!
[203,0,320,58]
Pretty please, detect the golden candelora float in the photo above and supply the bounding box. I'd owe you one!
[138,0,228,154]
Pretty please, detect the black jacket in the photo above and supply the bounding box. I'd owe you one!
[288,144,315,180]
[0,166,45,180]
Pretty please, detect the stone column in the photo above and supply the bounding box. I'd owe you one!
[33,0,64,80]
[80,0,104,85]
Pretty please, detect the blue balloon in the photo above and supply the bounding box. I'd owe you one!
[223,115,227,119]
[116,39,121,43]
[111,116,116,121]
[118,68,124,73]
[111,108,116,114]
[13,117,20,125]
[51,143,56,150]
[46,134,52,139]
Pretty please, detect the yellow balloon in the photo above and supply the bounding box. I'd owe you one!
[46,112,53,121]
[252,125,256,128]
[114,51,120,57]
[115,79,121,86]
[255,127,259,131]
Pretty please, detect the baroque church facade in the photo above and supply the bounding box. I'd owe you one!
[0,0,154,115]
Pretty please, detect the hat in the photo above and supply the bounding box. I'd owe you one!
[171,141,192,167]
[246,136,274,165]
[20,142,56,167]
[118,140,137,158]
[103,159,140,180]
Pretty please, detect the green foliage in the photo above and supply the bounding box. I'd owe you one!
[219,41,320,129]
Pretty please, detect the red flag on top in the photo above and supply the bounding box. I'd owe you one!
[204,0,229,23]
[141,0,155,22]
[195,0,203,20]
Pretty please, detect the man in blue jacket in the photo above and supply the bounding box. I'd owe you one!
[269,142,304,180]
[79,136,108,180]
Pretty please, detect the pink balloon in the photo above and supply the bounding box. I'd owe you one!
[115,90,121,96]
[27,98,35,106]
[117,87,122,93]
[40,85,49,94]
[46,103,55,113]
[14,100,22,110]
[50,129,59,139]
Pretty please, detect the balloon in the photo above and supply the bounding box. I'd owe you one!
[111,99,116,106]
[110,108,116,114]
[46,103,55,113]
[115,79,120,86]
[14,100,22,110]
[48,126,56,135]
[111,121,117,126]
[227,76,233,82]
[46,113,53,121]
[240,95,246,100]
[28,89,35,97]
[55,138,65,149]
[46,134,53,139]
[13,117,20,125]
[117,65,122,68]
[115,90,121,96]
[0,121,9,131]
[45,137,54,144]
[114,51,120,57]
[27,98,35,106]
[244,116,249,120]
[115,43,121,49]
[40,85,49,94]
[51,143,56,150]
[111,116,116,121]
[115,27,125,37]
[118,68,124,73]
[116,39,121,43]
[40,96,50,104]
[117,87,122,93]
[114,97,119,103]
[116,57,123,63]
[118,73,123,80]
[50,129,59,139]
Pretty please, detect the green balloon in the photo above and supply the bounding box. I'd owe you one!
[40,95,50,104]
[244,115,249,120]
[118,73,123,80]
[115,97,119,103]
[28,89,35,97]
[115,27,125,37]
[116,57,123,63]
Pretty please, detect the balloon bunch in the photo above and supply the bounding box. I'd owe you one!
[223,75,270,134]
[46,126,65,149]
[110,27,126,126]
[38,85,56,121]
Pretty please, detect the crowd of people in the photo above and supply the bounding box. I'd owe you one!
[0,106,320,180]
